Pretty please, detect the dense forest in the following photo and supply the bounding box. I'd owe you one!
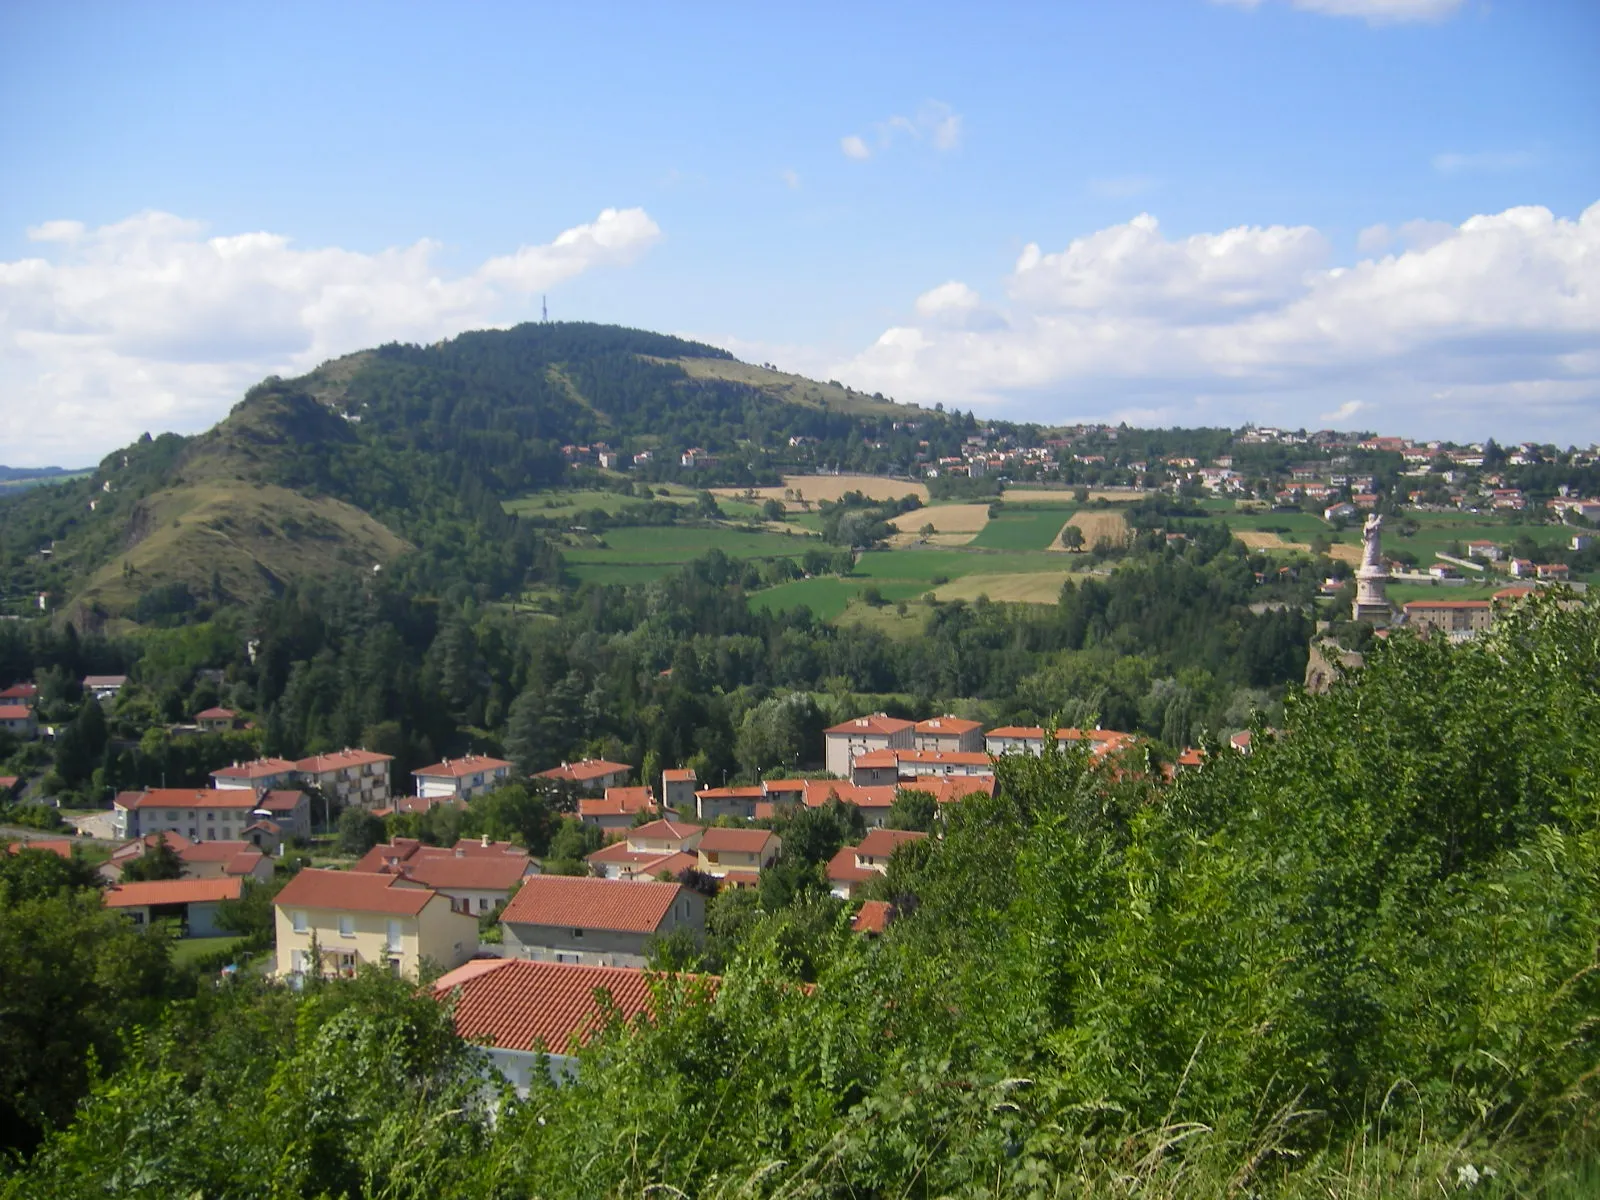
[3,593,1596,1196]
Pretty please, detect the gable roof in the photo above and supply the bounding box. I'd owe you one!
[82,675,127,688]
[856,828,928,857]
[379,854,533,891]
[824,713,914,737]
[852,900,893,934]
[537,759,631,784]
[433,958,710,1054]
[0,682,37,700]
[104,877,243,907]
[580,787,657,818]
[413,754,513,779]
[0,705,33,721]
[627,819,701,842]
[258,790,308,812]
[118,788,264,811]
[195,707,236,720]
[913,716,982,735]
[212,757,298,780]
[697,827,778,854]
[499,876,688,934]
[274,868,438,916]
[825,846,876,885]
[7,838,75,859]
[661,768,697,782]
[296,748,393,774]
[851,748,992,769]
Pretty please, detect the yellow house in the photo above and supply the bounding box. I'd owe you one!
[273,868,478,981]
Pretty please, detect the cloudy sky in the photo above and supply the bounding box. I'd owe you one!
[2,0,1597,465]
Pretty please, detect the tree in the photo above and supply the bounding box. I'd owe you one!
[733,692,824,778]
[121,837,185,882]
[337,807,386,856]
[762,498,786,521]
[472,783,558,855]
[886,788,937,832]
[53,696,108,789]
[1060,525,1085,551]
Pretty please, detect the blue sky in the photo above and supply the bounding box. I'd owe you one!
[2,0,1597,464]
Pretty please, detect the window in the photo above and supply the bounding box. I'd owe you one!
[292,911,308,933]
[387,919,403,952]
[206,829,215,841]
[338,915,355,937]
[290,948,307,972]
[478,897,490,912]
[165,810,178,820]
[555,952,580,964]
[571,928,584,939]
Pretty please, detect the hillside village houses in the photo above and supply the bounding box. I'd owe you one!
[103,833,274,885]
[413,754,513,804]
[353,837,540,915]
[536,758,631,793]
[695,827,780,885]
[499,876,704,968]
[661,767,698,810]
[912,715,984,753]
[823,713,915,778]
[849,748,993,786]
[103,877,242,937]
[113,787,311,843]
[295,748,394,808]
[578,786,658,834]
[585,819,703,880]
[274,868,479,981]
[827,828,928,899]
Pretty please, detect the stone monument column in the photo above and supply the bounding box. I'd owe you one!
[1352,512,1393,624]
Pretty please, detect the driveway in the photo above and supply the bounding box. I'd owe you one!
[62,810,119,840]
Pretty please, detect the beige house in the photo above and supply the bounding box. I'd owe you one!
[1403,599,1493,641]
[296,748,394,809]
[913,716,983,754]
[273,868,478,981]
[824,714,915,779]
[195,707,238,733]
[826,828,928,898]
[585,819,703,880]
[696,827,780,885]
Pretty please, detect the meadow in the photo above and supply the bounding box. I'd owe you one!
[969,505,1073,550]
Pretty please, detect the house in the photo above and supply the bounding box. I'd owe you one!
[104,877,243,937]
[850,748,993,786]
[113,787,310,843]
[579,786,658,835]
[0,682,37,707]
[432,958,710,1092]
[1465,540,1504,562]
[195,707,238,733]
[586,819,703,880]
[296,748,394,809]
[695,827,780,885]
[355,843,538,917]
[1403,600,1493,641]
[274,868,478,981]
[536,758,631,795]
[983,726,1136,759]
[1428,563,1459,580]
[499,876,704,968]
[661,767,698,813]
[692,784,764,822]
[0,704,38,740]
[851,900,894,936]
[211,757,299,791]
[0,776,17,799]
[1510,558,1536,578]
[7,837,75,859]
[901,776,996,809]
[105,833,274,884]
[1536,563,1570,581]
[1324,502,1357,522]
[413,754,514,803]
[823,713,915,778]
[826,828,927,898]
[82,675,127,702]
[912,716,984,753]
[1229,731,1254,755]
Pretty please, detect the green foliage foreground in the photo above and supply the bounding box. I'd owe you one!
[9,594,1600,1197]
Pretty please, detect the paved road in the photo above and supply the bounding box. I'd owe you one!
[63,810,118,840]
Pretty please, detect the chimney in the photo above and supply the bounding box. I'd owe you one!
[481,833,490,848]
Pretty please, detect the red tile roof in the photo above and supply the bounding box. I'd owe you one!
[7,838,75,859]
[537,759,630,784]
[212,757,298,780]
[913,716,982,735]
[986,725,1044,740]
[1493,586,1537,601]
[697,827,778,854]
[626,819,702,842]
[694,785,764,800]
[433,958,714,1054]
[852,900,893,935]
[178,839,265,865]
[661,768,697,782]
[900,776,996,804]
[381,855,534,891]
[826,846,875,884]
[274,868,438,915]
[296,748,393,773]
[353,838,528,873]
[825,713,914,736]
[195,707,236,720]
[104,878,243,907]
[414,754,513,779]
[0,705,33,721]
[856,828,928,858]
[118,788,264,811]
[1403,600,1492,610]
[499,876,688,934]
[0,682,37,700]
[852,749,992,769]
[259,790,308,813]
[580,787,657,818]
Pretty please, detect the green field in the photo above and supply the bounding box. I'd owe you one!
[851,547,1062,582]
[970,506,1072,550]
[503,486,698,519]
[563,524,818,585]
[1218,511,1340,539]
[752,576,927,620]
[170,935,246,968]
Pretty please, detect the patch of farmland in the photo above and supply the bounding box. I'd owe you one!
[887,503,989,546]
[971,507,1073,550]
[931,572,1082,604]
[1003,488,1151,504]
[712,474,928,508]
[1050,510,1130,552]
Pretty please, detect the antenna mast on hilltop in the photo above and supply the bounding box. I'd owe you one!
[542,295,549,323]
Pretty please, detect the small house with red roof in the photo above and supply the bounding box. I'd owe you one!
[696,827,780,882]
[274,867,478,980]
[499,876,703,968]
[536,758,631,795]
[579,785,658,834]
[352,837,538,915]
[660,767,698,812]
[104,876,243,937]
[826,828,927,898]
[195,707,238,733]
[0,681,37,707]
[823,713,915,778]
[105,833,273,884]
[0,704,38,740]
[585,819,703,881]
[413,754,513,803]
[851,899,894,936]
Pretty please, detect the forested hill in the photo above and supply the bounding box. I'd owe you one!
[0,322,945,627]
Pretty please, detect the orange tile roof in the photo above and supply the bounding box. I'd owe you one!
[0,682,37,700]
[383,855,533,891]
[0,705,34,720]
[414,754,513,779]
[536,759,629,784]
[212,757,298,780]
[258,790,308,812]
[694,785,764,800]
[7,838,75,859]
[986,725,1044,740]
[852,900,893,935]
[901,776,996,804]
[433,958,715,1054]
[697,827,777,854]
[354,838,527,873]
[118,788,263,811]
[856,828,928,857]
[178,839,264,864]
[580,787,657,818]
[104,877,243,907]
[1403,600,1492,610]
[627,819,701,842]
[826,846,875,884]
[852,748,992,768]
[499,876,687,934]
[825,713,915,736]
[913,716,982,735]
[296,748,393,773]
[661,768,697,782]
[195,707,236,720]
[274,868,438,915]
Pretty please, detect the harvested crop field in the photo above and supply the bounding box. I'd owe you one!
[887,503,989,546]
[713,474,928,508]
[1003,488,1151,504]
[1050,510,1129,551]
[932,572,1081,604]
[1236,530,1363,564]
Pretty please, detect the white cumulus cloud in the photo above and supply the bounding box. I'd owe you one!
[0,208,661,465]
[829,201,1600,443]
